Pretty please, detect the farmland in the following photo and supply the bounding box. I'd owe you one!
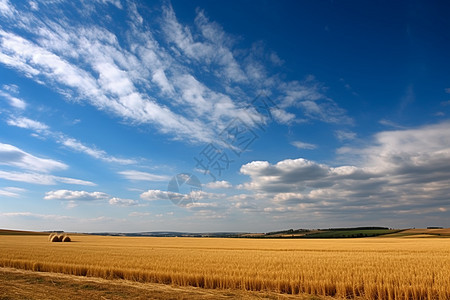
[0,233,449,299]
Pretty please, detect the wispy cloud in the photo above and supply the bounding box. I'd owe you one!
[0,170,95,186]
[379,119,407,129]
[0,0,351,147]
[128,211,150,217]
[0,211,73,220]
[334,130,356,141]
[0,143,94,186]
[0,89,26,109]
[61,138,136,165]
[0,142,67,172]
[118,170,169,181]
[0,186,24,197]
[7,116,48,131]
[0,0,15,18]
[6,116,136,164]
[291,141,317,150]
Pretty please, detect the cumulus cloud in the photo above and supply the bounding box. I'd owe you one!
[238,121,450,218]
[140,189,173,201]
[44,190,109,201]
[204,180,232,189]
[44,190,141,207]
[140,189,225,209]
[109,197,139,206]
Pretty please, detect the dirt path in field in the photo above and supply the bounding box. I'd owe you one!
[0,267,322,300]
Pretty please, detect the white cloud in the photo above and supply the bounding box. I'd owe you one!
[0,0,15,17]
[6,116,136,165]
[44,190,141,207]
[185,202,218,209]
[335,130,356,141]
[28,1,38,11]
[0,90,26,109]
[96,0,122,9]
[0,26,214,144]
[162,5,246,83]
[269,52,283,66]
[0,170,95,186]
[61,138,136,164]
[44,190,109,201]
[109,197,139,206]
[118,170,169,181]
[291,141,317,150]
[0,0,353,149]
[0,186,24,197]
[362,121,450,172]
[0,211,73,220]
[128,211,150,217]
[277,79,352,124]
[237,121,450,218]
[270,108,295,124]
[378,119,406,129]
[205,180,232,189]
[0,142,67,172]
[140,189,176,201]
[140,189,224,208]
[7,116,48,131]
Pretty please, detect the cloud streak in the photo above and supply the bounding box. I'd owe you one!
[118,170,169,181]
[0,142,67,172]
[6,116,136,165]
[0,170,95,186]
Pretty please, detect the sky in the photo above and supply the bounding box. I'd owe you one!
[0,0,449,232]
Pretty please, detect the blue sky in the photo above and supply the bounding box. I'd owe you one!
[1,0,449,232]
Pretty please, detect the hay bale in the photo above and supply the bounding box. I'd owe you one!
[48,233,56,241]
[51,235,61,242]
[62,235,71,242]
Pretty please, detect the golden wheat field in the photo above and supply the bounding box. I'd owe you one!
[0,235,449,299]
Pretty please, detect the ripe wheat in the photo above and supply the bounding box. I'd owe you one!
[0,235,448,299]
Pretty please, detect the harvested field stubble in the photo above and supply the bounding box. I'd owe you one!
[0,235,449,299]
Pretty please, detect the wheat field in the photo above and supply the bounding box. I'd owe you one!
[0,235,449,299]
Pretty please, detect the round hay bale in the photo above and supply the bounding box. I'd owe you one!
[51,235,61,242]
[48,233,56,241]
[62,235,71,242]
